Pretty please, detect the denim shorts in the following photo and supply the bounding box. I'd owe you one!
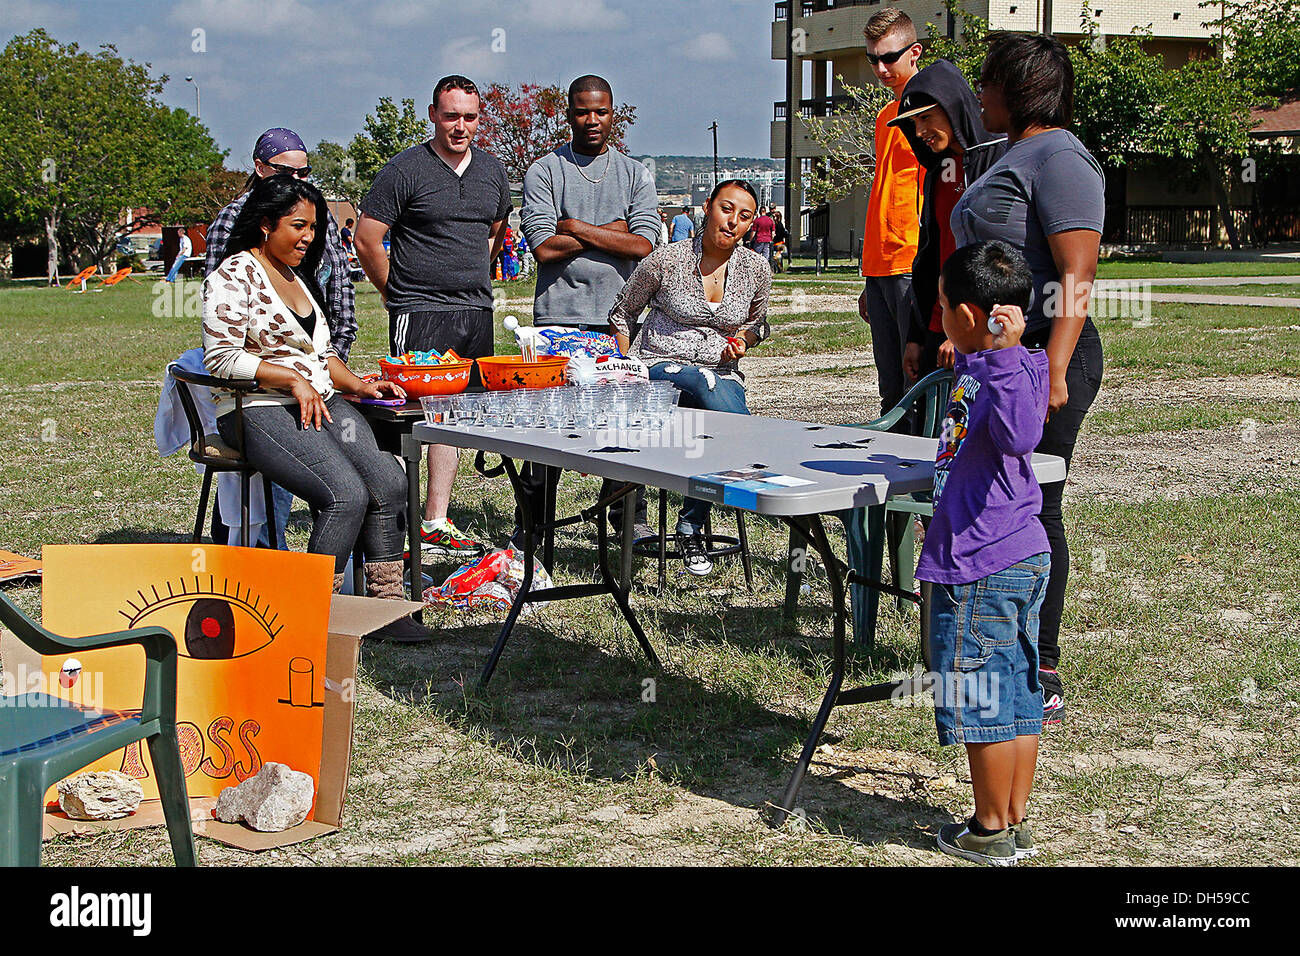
[928,553,1050,745]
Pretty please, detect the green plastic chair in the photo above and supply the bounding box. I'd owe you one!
[0,593,196,866]
[783,369,954,647]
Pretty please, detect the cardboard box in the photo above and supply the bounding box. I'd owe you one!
[3,593,422,853]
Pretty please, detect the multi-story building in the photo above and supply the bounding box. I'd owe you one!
[771,0,1220,254]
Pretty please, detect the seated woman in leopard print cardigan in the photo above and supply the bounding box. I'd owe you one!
[202,175,428,642]
[608,179,772,576]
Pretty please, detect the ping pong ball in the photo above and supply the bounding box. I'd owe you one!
[503,316,519,331]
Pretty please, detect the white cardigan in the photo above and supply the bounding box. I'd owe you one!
[202,250,336,417]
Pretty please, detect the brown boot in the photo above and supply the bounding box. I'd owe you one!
[364,560,433,643]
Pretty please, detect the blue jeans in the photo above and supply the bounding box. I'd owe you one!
[219,396,407,573]
[648,361,749,535]
[928,553,1050,745]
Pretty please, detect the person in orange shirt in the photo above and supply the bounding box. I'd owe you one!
[858,8,924,423]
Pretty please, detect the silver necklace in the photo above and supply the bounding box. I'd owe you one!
[567,143,611,184]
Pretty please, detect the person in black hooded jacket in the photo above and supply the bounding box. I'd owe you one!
[888,59,1008,381]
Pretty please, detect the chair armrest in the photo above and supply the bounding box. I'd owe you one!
[844,369,954,432]
[1,594,174,660]
[0,594,179,724]
[168,363,262,393]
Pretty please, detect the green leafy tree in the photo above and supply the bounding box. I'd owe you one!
[311,97,428,209]
[0,29,224,281]
[798,82,892,205]
[921,0,988,86]
[310,139,362,208]
[1203,0,1300,100]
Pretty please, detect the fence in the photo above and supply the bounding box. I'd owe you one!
[1111,205,1300,246]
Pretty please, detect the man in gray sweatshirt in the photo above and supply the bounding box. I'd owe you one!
[522,75,660,326]
[517,74,660,539]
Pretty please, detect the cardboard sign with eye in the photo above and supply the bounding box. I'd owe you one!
[38,544,335,808]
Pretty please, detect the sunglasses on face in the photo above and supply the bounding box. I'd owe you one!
[263,161,312,178]
[866,44,916,66]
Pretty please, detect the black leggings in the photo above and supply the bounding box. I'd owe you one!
[219,396,407,573]
[1021,318,1104,671]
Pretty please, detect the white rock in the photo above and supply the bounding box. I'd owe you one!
[213,762,315,832]
[57,770,144,820]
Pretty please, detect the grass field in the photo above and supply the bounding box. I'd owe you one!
[1,270,1297,866]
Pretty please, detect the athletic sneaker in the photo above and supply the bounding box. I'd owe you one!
[1040,668,1065,724]
[1011,819,1039,860]
[937,819,1018,866]
[420,518,485,557]
[678,532,713,576]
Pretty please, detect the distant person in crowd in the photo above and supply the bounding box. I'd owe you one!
[657,209,671,247]
[888,58,1008,379]
[751,206,776,268]
[671,205,694,242]
[166,228,192,283]
[772,209,789,273]
[355,74,511,558]
[340,217,355,254]
[204,126,358,549]
[608,180,771,576]
[201,175,429,642]
[519,73,660,542]
[858,8,924,426]
[953,32,1106,724]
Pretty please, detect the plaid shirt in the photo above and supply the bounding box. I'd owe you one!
[204,191,357,361]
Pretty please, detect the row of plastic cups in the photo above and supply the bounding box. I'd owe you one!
[421,383,680,430]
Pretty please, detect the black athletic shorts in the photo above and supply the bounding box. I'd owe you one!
[389,308,495,386]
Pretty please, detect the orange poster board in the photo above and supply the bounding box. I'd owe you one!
[39,544,334,814]
[0,549,41,582]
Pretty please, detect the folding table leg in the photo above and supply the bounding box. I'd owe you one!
[782,525,803,624]
[619,499,635,591]
[401,432,423,611]
[657,488,668,592]
[772,513,846,827]
[597,503,660,670]
[736,511,753,590]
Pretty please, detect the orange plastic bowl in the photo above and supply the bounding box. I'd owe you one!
[379,359,473,397]
[476,355,570,390]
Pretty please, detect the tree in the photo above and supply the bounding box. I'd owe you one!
[0,29,224,281]
[165,162,248,230]
[1070,6,1259,246]
[311,97,428,207]
[797,82,892,206]
[310,139,363,209]
[1204,0,1300,100]
[476,82,637,184]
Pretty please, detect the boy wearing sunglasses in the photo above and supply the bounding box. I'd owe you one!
[858,9,924,429]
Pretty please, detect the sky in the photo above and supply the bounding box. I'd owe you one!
[1,0,790,171]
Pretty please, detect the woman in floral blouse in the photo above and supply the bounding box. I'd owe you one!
[608,179,772,575]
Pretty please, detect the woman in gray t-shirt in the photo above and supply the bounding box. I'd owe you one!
[951,33,1107,723]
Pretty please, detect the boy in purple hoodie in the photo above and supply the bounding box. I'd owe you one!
[916,240,1051,866]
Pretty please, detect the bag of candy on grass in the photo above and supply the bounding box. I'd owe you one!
[422,547,552,614]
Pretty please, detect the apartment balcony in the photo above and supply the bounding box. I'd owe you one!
[773,94,854,121]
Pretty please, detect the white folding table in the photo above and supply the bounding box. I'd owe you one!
[410,408,1066,822]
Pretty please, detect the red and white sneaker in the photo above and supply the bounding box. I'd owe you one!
[419,518,485,557]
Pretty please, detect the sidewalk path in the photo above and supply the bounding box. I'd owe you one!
[773,275,1300,308]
